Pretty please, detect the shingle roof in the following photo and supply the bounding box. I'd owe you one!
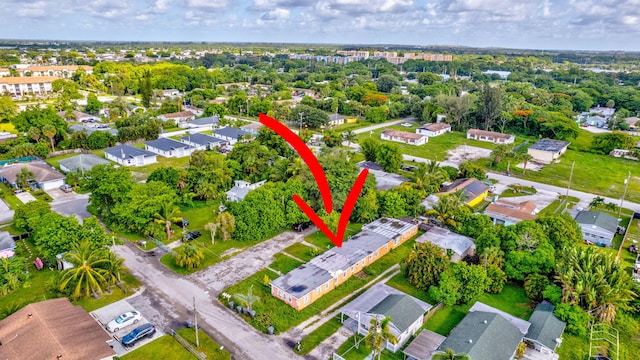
[0,298,115,359]
[0,160,65,184]
[467,129,514,140]
[145,137,191,152]
[181,133,226,146]
[160,110,194,119]
[403,330,446,360]
[440,178,489,202]
[368,294,426,332]
[214,127,251,140]
[439,311,523,360]
[58,154,111,173]
[416,227,475,256]
[525,301,566,350]
[575,210,619,233]
[485,199,538,223]
[420,123,451,132]
[0,231,16,251]
[104,144,156,159]
[382,129,427,141]
[190,116,220,126]
[529,138,571,152]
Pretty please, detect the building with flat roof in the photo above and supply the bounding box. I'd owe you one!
[0,76,57,97]
[467,129,515,144]
[58,154,111,173]
[271,218,418,310]
[527,139,571,164]
[416,123,451,137]
[15,65,93,78]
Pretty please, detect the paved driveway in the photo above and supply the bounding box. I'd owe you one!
[15,192,37,204]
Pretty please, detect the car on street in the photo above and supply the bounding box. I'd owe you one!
[105,311,142,333]
[183,231,202,242]
[401,122,413,127]
[121,323,156,347]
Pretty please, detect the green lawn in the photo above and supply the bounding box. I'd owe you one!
[0,183,23,209]
[269,253,304,274]
[385,273,438,304]
[297,316,343,355]
[120,328,230,360]
[43,152,82,170]
[335,334,404,360]
[283,242,318,262]
[306,223,362,250]
[129,155,194,182]
[499,185,537,198]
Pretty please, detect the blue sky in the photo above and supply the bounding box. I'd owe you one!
[2,0,640,51]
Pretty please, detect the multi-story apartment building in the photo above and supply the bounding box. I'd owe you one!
[0,76,57,97]
[14,65,93,78]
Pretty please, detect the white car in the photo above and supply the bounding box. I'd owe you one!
[401,122,413,127]
[106,311,142,332]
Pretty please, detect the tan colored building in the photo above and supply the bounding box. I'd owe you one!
[381,129,428,145]
[527,139,570,164]
[417,123,451,137]
[15,65,93,78]
[0,76,57,97]
[467,129,515,144]
[485,199,538,225]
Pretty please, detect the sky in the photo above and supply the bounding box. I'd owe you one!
[2,0,640,51]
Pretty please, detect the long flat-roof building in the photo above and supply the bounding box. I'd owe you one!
[467,129,515,144]
[527,139,571,164]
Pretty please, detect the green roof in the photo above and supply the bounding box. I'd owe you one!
[575,211,619,233]
[439,311,522,360]
[368,294,425,332]
[525,301,566,350]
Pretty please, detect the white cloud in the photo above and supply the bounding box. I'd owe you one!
[186,0,231,10]
[16,1,48,17]
[260,8,290,20]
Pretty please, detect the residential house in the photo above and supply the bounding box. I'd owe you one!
[485,199,538,225]
[158,110,195,122]
[574,210,619,247]
[104,144,157,167]
[144,138,195,158]
[241,122,264,135]
[340,283,432,352]
[15,65,93,78]
[527,139,571,164]
[226,180,267,202]
[0,298,116,360]
[403,330,446,360]
[0,231,16,253]
[523,301,566,358]
[585,115,606,127]
[624,117,640,130]
[381,129,428,146]
[589,106,615,118]
[0,131,17,143]
[162,89,180,98]
[178,116,220,129]
[328,114,346,126]
[214,127,252,144]
[67,124,118,137]
[271,218,418,310]
[183,105,204,117]
[58,154,111,173]
[0,160,66,190]
[57,110,98,122]
[357,161,409,190]
[435,178,489,207]
[467,129,515,144]
[437,302,531,360]
[416,123,451,137]
[415,227,476,262]
[181,133,227,150]
[0,76,57,98]
[609,149,639,161]
[0,67,11,76]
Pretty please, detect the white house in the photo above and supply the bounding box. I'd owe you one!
[574,210,619,247]
[162,89,180,98]
[15,65,93,78]
[0,76,56,98]
[527,139,571,164]
[178,116,220,129]
[0,160,66,191]
[381,129,427,146]
[144,138,195,158]
[180,133,227,150]
[328,114,346,126]
[416,123,451,137]
[214,127,252,145]
[104,144,157,167]
[158,110,195,122]
[226,180,266,202]
[467,129,515,144]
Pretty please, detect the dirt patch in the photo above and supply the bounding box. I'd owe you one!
[446,145,492,166]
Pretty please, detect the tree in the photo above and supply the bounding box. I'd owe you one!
[42,124,57,151]
[490,144,513,166]
[234,285,260,312]
[58,242,108,299]
[288,105,329,128]
[431,348,471,360]
[101,251,125,292]
[323,129,342,147]
[458,161,486,180]
[0,256,29,296]
[343,130,356,146]
[591,132,637,154]
[436,94,475,130]
[404,242,449,291]
[520,153,533,175]
[429,262,488,305]
[375,143,402,173]
[365,106,388,123]
[174,243,205,270]
[27,126,41,143]
[148,167,181,189]
[367,316,398,360]
[15,167,34,189]
[524,274,551,301]
[478,86,503,130]
[154,202,181,241]
[590,196,605,209]
[205,221,219,245]
[217,212,236,241]
[360,137,379,162]
[425,193,464,227]
[0,95,18,122]
[485,264,506,294]
[13,200,51,231]
[140,70,153,108]
[376,75,401,93]
[85,93,103,114]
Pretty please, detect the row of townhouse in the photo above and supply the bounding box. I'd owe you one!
[270,218,418,310]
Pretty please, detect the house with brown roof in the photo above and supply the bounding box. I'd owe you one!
[0,160,66,190]
[0,67,11,76]
[416,123,451,137]
[485,199,538,226]
[381,129,428,146]
[158,110,195,122]
[15,65,93,78]
[0,298,116,360]
[0,76,57,97]
[467,129,515,144]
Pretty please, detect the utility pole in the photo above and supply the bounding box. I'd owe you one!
[619,171,631,218]
[193,297,199,347]
[299,112,304,132]
[565,161,575,197]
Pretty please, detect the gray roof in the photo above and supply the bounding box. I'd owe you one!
[403,330,446,360]
[368,294,426,332]
[68,124,118,136]
[104,144,156,159]
[0,231,16,251]
[0,160,65,184]
[525,301,566,350]
[575,211,619,233]
[439,311,523,360]
[416,227,475,256]
[190,116,219,126]
[57,154,110,173]
[214,127,251,140]
[180,133,226,146]
[529,138,571,152]
[469,301,531,334]
[145,137,191,152]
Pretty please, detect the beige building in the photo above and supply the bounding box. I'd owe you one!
[467,129,515,144]
[527,139,570,164]
[381,129,428,146]
[15,65,93,78]
[0,76,56,97]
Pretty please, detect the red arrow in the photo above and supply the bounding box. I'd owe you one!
[259,113,368,247]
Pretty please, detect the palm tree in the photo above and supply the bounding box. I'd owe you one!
[15,167,34,189]
[58,242,109,299]
[520,153,534,175]
[234,285,260,312]
[174,243,204,270]
[205,221,219,245]
[426,192,464,228]
[101,251,124,292]
[431,348,471,360]
[480,246,505,268]
[505,152,520,174]
[590,196,605,209]
[490,144,512,166]
[367,316,398,360]
[605,202,618,212]
[42,124,57,151]
[343,130,356,146]
[27,127,41,143]
[154,202,181,241]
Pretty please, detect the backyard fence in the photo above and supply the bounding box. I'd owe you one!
[170,329,206,360]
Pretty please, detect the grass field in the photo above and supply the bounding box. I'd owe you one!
[269,253,304,274]
[297,316,343,355]
[306,223,362,250]
[282,242,318,262]
[120,328,230,360]
[385,273,437,304]
[0,183,23,209]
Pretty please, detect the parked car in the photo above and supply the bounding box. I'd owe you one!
[60,184,73,193]
[183,231,202,242]
[293,222,312,232]
[121,323,156,347]
[175,218,189,228]
[401,122,413,127]
[106,311,142,332]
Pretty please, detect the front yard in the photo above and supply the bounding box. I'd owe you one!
[119,328,230,360]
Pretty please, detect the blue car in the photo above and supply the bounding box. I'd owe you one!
[121,323,156,347]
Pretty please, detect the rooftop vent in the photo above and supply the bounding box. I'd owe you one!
[468,339,473,344]
[483,320,487,324]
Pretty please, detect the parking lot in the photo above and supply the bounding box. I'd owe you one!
[91,299,164,356]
